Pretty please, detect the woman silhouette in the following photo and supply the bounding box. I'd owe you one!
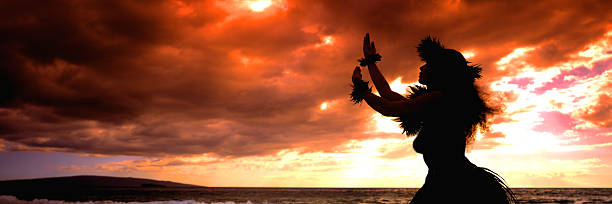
[351,33,516,203]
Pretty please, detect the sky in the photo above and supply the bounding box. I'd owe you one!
[0,0,611,187]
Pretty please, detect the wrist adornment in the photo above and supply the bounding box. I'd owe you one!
[350,79,372,104]
[358,53,382,66]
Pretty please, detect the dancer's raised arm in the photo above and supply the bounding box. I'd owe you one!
[352,66,440,117]
[363,33,407,101]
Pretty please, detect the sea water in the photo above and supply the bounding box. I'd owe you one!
[1,188,612,204]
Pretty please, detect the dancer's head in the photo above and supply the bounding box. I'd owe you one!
[417,36,481,89]
[416,36,497,144]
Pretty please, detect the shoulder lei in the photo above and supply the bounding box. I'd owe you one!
[394,85,429,137]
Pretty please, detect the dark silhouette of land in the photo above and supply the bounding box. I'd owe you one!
[0,175,204,201]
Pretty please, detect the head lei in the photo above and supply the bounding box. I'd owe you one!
[417,36,482,80]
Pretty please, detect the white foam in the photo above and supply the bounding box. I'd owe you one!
[0,196,257,204]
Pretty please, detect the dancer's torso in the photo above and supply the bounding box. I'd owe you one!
[412,93,473,173]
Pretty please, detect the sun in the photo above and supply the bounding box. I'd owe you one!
[248,0,272,12]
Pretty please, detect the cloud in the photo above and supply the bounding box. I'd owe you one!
[54,140,429,187]
[533,111,577,135]
[1,0,611,158]
[534,59,612,94]
[507,77,534,89]
[581,93,612,128]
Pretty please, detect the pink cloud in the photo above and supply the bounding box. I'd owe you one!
[508,77,534,89]
[533,111,576,135]
[534,58,612,94]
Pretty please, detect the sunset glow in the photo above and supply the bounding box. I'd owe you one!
[461,50,475,59]
[1,0,611,188]
[372,77,413,133]
[248,0,272,12]
[320,102,328,110]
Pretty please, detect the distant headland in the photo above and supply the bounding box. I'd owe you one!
[0,175,204,201]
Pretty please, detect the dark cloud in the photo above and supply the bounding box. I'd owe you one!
[0,0,227,122]
[1,0,611,157]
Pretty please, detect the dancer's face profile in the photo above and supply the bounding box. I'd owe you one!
[418,64,431,85]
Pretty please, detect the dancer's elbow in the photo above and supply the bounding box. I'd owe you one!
[374,104,400,117]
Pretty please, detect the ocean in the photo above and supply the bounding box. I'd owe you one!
[1,188,612,204]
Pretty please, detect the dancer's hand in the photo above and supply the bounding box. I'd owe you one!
[363,33,377,58]
[352,66,363,83]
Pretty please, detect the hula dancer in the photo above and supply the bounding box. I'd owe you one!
[351,33,516,203]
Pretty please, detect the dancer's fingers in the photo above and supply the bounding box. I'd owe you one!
[352,66,362,82]
[363,33,369,53]
[371,42,376,52]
